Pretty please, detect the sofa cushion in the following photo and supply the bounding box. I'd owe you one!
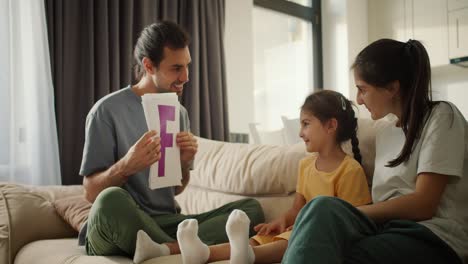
[15,238,131,264]
[53,195,92,232]
[191,137,307,196]
[15,238,231,264]
[0,183,78,264]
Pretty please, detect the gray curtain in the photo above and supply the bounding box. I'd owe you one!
[45,0,229,185]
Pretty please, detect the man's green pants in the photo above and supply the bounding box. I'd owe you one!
[85,187,265,256]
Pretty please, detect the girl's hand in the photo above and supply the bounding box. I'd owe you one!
[254,217,288,236]
[285,225,293,231]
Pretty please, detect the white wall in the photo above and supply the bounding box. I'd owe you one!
[322,0,349,94]
[432,66,468,119]
[225,0,254,134]
[322,0,370,118]
[345,0,368,104]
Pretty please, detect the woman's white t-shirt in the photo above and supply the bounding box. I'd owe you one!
[373,102,468,261]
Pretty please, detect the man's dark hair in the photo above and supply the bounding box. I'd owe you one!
[133,21,191,81]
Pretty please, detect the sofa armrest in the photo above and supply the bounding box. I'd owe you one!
[0,183,81,264]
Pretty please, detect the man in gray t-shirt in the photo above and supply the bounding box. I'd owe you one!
[80,86,191,216]
[80,21,264,259]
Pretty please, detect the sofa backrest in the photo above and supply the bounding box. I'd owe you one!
[190,137,306,195]
[343,118,394,184]
[190,118,393,197]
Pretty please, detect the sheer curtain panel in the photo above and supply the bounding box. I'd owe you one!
[0,0,61,185]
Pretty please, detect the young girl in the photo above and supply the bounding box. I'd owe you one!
[132,90,372,264]
[282,39,467,264]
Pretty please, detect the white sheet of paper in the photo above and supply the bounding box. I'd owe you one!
[141,93,182,189]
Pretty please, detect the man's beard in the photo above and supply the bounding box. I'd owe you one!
[154,85,172,94]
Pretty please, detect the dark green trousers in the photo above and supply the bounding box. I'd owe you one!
[283,196,462,264]
[85,187,265,257]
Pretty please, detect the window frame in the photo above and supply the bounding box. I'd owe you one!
[253,0,323,90]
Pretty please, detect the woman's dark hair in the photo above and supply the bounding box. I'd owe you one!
[351,38,437,167]
[301,90,362,164]
[133,21,190,81]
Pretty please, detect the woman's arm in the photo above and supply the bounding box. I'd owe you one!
[359,172,449,223]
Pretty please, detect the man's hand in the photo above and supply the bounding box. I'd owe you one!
[176,132,197,169]
[254,217,288,236]
[120,130,161,179]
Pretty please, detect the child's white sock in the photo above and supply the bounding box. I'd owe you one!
[133,230,170,264]
[177,219,210,264]
[226,210,255,264]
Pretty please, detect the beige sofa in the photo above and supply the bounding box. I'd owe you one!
[1,118,437,264]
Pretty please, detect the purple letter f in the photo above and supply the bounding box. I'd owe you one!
[158,105,176,177]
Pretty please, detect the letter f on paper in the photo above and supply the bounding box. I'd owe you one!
[158,105,175,177]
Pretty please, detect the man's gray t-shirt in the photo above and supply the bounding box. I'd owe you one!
[80,86,190,216]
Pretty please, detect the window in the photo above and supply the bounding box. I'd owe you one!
[287,0,312,7]
[253,0,322,130]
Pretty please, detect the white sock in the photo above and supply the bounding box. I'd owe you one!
[133,230,170,264]
[177,219,210,264]
[226,209,255,264]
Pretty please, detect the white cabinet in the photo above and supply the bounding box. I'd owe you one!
[368,0,412,42]
[368,0,449,67]
[448,8,468,59]
[412,0,449,66]
[448,0,468,11]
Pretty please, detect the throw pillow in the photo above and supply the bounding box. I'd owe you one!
[281,116,301,145]
[53,195,91,232]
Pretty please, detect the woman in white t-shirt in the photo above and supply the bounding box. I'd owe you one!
[283,38,467,264]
